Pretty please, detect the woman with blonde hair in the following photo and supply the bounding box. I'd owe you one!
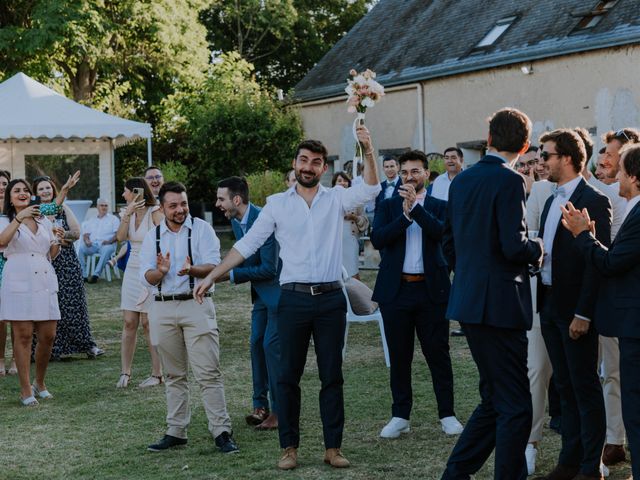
[116,177,163,388]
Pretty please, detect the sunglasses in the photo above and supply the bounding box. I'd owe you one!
[615,129,630,142]
[540,151,562,162]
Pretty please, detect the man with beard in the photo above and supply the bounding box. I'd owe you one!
[371,150,463,440]
[194,130,381,470]
[141,181,238,454]
[430,147,463,201]
[215,176,281,431]
[144,165,164,199]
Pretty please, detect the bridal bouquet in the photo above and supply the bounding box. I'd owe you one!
[345,68,385,114]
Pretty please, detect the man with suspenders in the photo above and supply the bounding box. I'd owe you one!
[140,181,238,454]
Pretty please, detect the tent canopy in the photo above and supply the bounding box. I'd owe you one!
[0,72,151,147]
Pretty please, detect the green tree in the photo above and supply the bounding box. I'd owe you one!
[200,0,369,91]
[157,52,303,203]
[0,0,210,122]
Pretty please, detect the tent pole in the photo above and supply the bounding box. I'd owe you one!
[147,137,153,166]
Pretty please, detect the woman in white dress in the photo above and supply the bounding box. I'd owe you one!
[0,179,64,405]
[115,178,163,388]
[332,172,369,279]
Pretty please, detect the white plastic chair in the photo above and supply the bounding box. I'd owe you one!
[341,267,390,367]
[86,253,120,281]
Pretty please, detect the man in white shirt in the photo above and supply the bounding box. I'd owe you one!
[144,165,164,199]
[374,156,402,209]
[141,181,238,454]
[429,147,463,201]
[78,199,119,283]
[195,130,381,470]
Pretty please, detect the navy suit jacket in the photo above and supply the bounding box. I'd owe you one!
[574,200,640,338]
[371,194,450,305]
[537,178,611,321]
[231,203,281,310]
[443,155,542,329]
[375,177,402,210]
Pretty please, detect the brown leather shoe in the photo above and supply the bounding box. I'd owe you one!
[534,464,579,480]
[324,448,350,468]
[245,407,269,426]
[277,447,297,470]
[255,413,278,430]
[602,443,626,466]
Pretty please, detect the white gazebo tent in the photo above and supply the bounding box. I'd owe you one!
[0,72,152,215]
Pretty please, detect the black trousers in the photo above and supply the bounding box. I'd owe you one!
[276,289,346,449]
[379,281,455,420]
[442,323,531,480]
[619,337,640,479]
[540,292,605,476]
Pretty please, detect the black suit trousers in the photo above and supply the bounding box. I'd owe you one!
[540,291,605,476]
[441,323,531,480]
[379,281,455,420]
[619,337,640,479]
[276,289,346,449]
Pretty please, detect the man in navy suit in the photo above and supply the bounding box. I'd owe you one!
[216,176,281,430]
[374,155,402,210]
[371,150,463,440]
[441,108,544,480]
[534,129,611,480]
[561,143,640,479]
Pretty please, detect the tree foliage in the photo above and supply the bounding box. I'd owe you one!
[200,0,369,91]
[0,0,210,122]
[157,52,303,203]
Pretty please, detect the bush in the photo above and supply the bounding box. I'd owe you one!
[246,170,287,207]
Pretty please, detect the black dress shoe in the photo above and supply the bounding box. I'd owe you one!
[147,434,187,452]
[214,431,239,454]
[87,275,98,284]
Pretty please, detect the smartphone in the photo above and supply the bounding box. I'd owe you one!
[29,195,41,206]
[133,187,144,202]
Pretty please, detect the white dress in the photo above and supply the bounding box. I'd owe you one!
[0,216,60,321]
[120,207,158,312]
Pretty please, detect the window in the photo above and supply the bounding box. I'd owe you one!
[572,1,618,32]
[474,16,517,49]
[25,154,99,201]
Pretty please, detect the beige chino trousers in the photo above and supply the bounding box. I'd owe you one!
[599,335,626,445]
[149,297,232,439]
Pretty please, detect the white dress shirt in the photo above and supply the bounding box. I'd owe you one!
[430,172,456,201]
[622,194,640,223]
[234,181,381,285]
[402,195,425,274]
[541,176,583,286]
[83,214,120,243]
[586,176,627,240]
[139,216,221,294]
[384,177,399,200]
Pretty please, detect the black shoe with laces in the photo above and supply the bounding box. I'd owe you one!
[147,434,187,452]
[214,431,239,454]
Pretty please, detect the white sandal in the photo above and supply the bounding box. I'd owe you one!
[20,395,39,407]
[32,384,54,400]
[138,375,164,388]
[116,373,131,388]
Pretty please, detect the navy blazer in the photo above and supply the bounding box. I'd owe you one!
[371,194,450,305]
[231,203,281,310]
[443,155,542,329]
[537,178,611,321]
[574,201,640,338]
[375,177,402,210]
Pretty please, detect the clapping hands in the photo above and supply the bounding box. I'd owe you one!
[561,202,595,237]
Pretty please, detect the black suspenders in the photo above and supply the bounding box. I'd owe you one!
[156,224,194,295]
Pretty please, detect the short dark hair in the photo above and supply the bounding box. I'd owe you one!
[158,181,187,205]
[125,177,157,206]
[144,165,163,175]
[398,150,429,169]
[3,179,32,222]
[0,170,10,182]
[621,144,640,189]
[603,128,640,146]
[573,127,594,161]
[488,108,531,153]
[295,139,328,163]
[217,176,249,204]
[443,147,463,157]
[331,171,352,187]
[539,129,586,174]
[382,155,398,166]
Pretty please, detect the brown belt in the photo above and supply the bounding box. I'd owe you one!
[401,273,425,283]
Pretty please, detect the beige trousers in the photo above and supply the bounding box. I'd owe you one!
[527,308,553,443]
[599,335,625,445]
[149,297,232,439]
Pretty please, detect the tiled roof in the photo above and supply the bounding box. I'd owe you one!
[294,0,640,102]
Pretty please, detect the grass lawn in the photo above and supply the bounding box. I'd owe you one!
[0,255,632,479]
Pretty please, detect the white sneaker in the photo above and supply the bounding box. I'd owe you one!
[525,443,537,475]
[440,416,464,435]
[380,417,410,438]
